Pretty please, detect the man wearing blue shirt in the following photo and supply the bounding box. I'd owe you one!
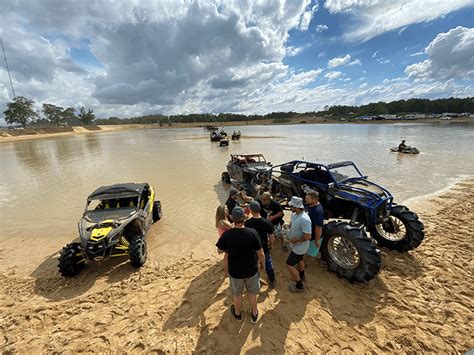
[304,191,324,263]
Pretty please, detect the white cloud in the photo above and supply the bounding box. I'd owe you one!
[328,54,352,68]
[299,3,318,31]
[348,59,361,66]
[286,46,304,57]
[372,51,379,58]
[316,24,329,32]
[405,26,474,80]
[324,0,474,42]
[410,51,424,57]
[325,71,343,80]
[318,51,326,58]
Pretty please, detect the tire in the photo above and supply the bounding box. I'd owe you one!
[321,221,381,282]
[58,242,85,277]
[129,235,147,267]
[369,205,424,252]
[221,172,231,184]
[153,200,162,222]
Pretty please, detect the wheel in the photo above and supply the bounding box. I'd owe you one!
[129,235,147,267]
[58,242,85,277]
[321,221,381,282]
[153,200,162,222]
[369,205,424,252]
[221,172,231,184]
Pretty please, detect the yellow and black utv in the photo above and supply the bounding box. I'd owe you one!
[58,183,162,277]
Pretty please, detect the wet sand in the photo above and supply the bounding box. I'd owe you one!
[0,179,472,353]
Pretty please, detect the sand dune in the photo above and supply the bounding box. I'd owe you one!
[0,180,473,353]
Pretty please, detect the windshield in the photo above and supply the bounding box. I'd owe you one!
[329,164,362,183]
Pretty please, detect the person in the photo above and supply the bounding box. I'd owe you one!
[215,205,232,276]
[244,201,276,288]
[285,196,312,292]
[225,188,240,221]
[398,140,407,152]
[216,207,265,323]
[258,192,284,227]
[258,192,285,249]
[304,191,324,263]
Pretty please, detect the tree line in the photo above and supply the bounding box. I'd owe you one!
[3,96,95,128]
[3,96,473,128]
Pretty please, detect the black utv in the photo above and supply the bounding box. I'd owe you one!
[58,183,162,277]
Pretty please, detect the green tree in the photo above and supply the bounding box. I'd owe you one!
[78,106,95,125]
[42,104,66,126]
[4,96,38,128]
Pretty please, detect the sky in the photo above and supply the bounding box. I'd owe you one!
[0,0,473,121]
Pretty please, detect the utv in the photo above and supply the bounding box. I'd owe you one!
[58,183,162,277]
[222,154,273,197]
[271,161,424,282]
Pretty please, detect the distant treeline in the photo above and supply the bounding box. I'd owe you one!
[95,97,474,125]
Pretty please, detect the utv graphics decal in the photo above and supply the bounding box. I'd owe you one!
[90,226,113,241]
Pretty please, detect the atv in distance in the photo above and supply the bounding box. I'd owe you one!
[271,161,424,281]
[390,146,420,154]
[222,154,273,197]
[58,183,162,277]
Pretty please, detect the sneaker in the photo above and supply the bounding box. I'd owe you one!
[230,305,243,322]
[250,310,259,324]
[289,282,304,293]
[299,271,306,282]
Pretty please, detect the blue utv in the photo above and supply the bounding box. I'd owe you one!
[270,160,424,282]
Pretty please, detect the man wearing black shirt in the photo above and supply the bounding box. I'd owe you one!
[304,190,324,264]
[225,188,239,221]
[245,200,276,289]
[259,192,284,226]
[216,207,265,324]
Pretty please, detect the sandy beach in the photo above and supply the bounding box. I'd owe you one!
[0,179,472,353]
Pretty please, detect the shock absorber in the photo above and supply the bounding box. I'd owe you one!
[350,207,359,225]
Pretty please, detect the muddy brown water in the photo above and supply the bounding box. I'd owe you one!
[0,123,473,271]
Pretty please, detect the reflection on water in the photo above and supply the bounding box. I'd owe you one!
[0,123,473,264]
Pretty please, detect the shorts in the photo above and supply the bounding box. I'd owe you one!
[229,272,260,296]
[286,251,304,266]
[306,238,323,257]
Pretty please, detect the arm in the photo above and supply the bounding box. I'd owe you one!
[257,248,265,269]
[268,233,275,249]
[290,233,311,243]
[268,210,284,222]
[314,226,323,247]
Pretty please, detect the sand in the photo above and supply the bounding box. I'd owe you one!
[0,180,473,353]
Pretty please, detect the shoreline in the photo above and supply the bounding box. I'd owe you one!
[1,116,472,144]
[0,179,472,352]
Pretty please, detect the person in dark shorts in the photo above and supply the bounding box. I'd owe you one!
[216,207,265,323]
[285,197,312,292]
[245,200,276,289]
[304,190,324,263]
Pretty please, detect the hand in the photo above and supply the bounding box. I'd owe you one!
[259,261,264,270]
[315,240,320,248]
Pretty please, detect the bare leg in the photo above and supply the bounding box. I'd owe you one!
[223,253,229,276]
[287,264,301,281]
[234,294,243,315]
[248,293,258,315]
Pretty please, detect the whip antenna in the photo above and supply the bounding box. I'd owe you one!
[1,36,16,99]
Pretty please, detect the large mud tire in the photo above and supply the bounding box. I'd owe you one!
[153,200,162,222]
[58,242,85,277]
[369,205,424,252]
[321,221,381,282]
[129,235,147,267]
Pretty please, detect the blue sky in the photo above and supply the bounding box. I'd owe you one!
[0,0,473,120]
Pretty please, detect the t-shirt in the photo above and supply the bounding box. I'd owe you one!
[288,211,312,255]
[244,217,274,252]
[258,199,284,226]
[216,227,262,279]
[306,204,324,240]
[225,197,237,221]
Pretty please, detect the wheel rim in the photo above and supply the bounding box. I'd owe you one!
[375,216,407,241]
[327,235,360,269]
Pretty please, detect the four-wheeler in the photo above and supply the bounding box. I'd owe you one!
[219,137,229,147]
[231,131,241,140]
[222,154,273,197]
[270,160,424,281]
[210,131,222,142]
[58,183,162,277]
[390,146,420,154]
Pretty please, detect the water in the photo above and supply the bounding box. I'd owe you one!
[0,123,473,265]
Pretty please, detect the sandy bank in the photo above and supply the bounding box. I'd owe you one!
[1,116,472,143]
[0,180,472,352]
